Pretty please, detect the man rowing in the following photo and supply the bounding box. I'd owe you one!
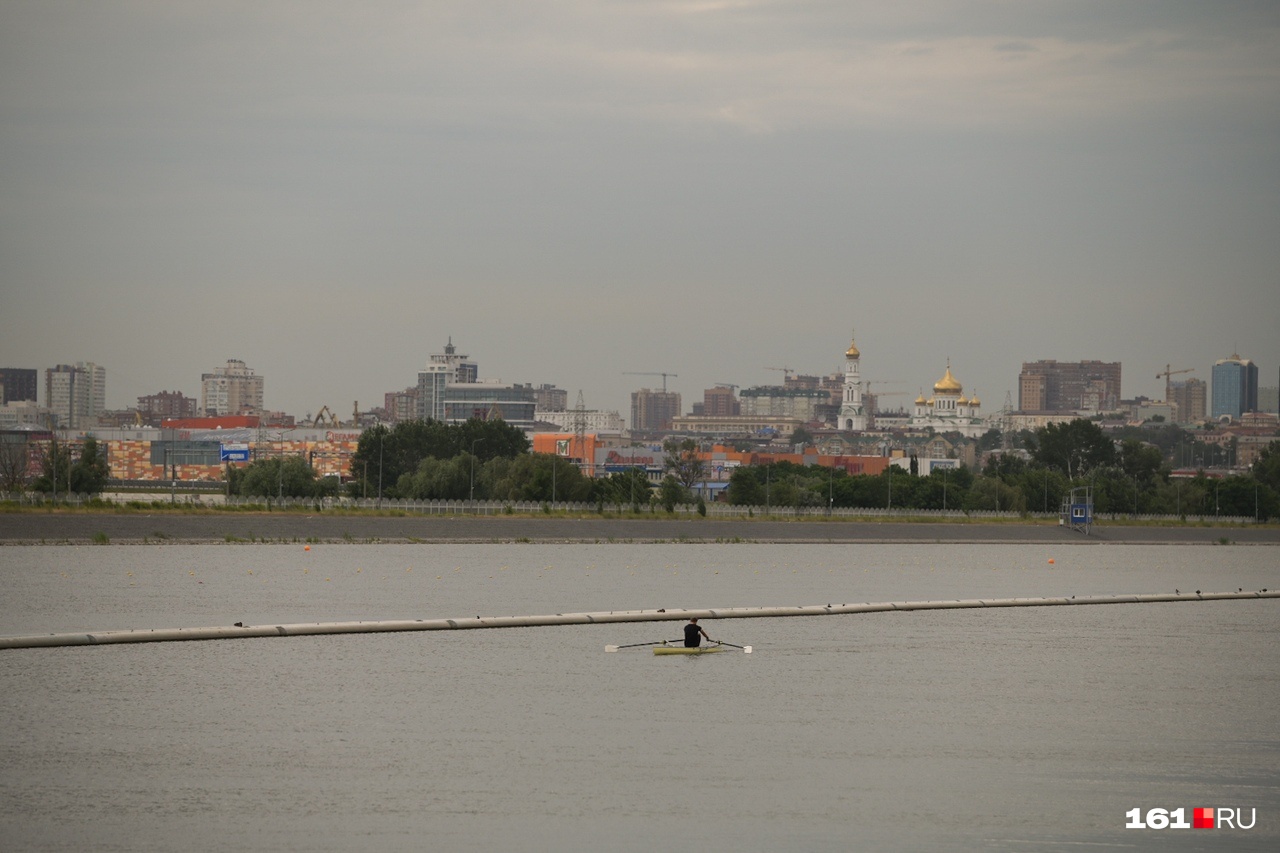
[684,618,712,648]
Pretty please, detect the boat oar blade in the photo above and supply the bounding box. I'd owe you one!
[605,645,620,653]
[743,646,753,654]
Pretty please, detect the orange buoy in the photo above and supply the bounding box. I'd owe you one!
[1048,558,1055,564]
[304,545,311,551]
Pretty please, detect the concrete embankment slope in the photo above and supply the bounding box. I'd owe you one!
[1,513,1278,544]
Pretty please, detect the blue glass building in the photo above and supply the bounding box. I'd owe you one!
[1210,354,1258,420]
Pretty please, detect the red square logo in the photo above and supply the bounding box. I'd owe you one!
[1194,807,1214,829]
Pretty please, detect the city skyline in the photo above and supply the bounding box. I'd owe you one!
[2,3,1278,419]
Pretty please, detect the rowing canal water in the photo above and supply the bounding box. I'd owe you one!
[2,542,1277,851]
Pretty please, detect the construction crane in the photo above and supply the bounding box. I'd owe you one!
[623,371,678,392]
[313,405,338,428]
[1156,365,1194,403]
[765,366,796,379]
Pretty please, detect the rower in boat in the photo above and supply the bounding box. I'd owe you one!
[684,617,711,648]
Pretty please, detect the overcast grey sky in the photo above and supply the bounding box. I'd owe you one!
[3,1,1278,421]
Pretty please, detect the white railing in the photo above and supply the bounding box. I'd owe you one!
[0,491,1260,525]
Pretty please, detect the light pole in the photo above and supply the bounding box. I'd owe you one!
[943,466,948,511]
[377,427,384,507]
[470,439,483,501]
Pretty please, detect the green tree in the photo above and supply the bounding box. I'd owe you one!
[663,439,706,490]
[658,475,687,512]
[30,438,70,494]
[1253,441,1280,493]
[596,468,653,510]
[236,456,319,498]
[69,437,111,495]
[726,466,765,506]
[1027,419,1117,478]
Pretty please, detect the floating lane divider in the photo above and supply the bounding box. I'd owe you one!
[1,590,1276,650]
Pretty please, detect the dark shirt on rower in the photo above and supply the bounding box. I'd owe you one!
[684,622,703,647]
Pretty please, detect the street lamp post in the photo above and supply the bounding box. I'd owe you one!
[377,428,384,507]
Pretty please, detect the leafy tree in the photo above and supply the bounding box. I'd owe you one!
[789,427,814,447]
[964,476,1026,513]
[1253,441,1280,493]
[236,456,320,498]
[350,418,530,498]
[726,466,765,505]
[31,437,109,495]
[1027,419,1117,478]
[976,429,1003,452]
[1119,439,1166,486]
[0,439,30,493]
[658,475,687,513]
[596,468,653,510]
[69,437,111,495]
[663,439,706,490]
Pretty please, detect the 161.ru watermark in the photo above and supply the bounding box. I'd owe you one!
[1125,807,1256,830]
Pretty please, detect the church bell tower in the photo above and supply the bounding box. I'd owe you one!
[839,330,866,432]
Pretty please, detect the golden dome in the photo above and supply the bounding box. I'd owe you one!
[845,333,860,359]
[957,396,969,406]
[915,393,927,405]
[933,361,962,394]
[970,394,981,407]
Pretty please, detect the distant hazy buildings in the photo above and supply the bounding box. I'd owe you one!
[412,339,542,428]
[1260,386,1279,415]
[201,359,264,416]
[138,390,197,423]
[1169,378,1207,424]
[0,368,38,405]
[45,362,106,428]
[535,408,625,435]
[1211,353,1258,420]
[631,388,681,432]
[1018,360,1122,412]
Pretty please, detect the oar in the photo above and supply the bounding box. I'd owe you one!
[715,641,754,654]
[605,640,681,652]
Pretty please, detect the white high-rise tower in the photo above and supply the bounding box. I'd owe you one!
[839,331,866,431]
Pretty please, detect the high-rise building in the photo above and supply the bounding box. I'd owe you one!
[138,390,197,422]
[702,386,741,418]
[631,388,681,432]
[200,359,264,416]
[1211,353,1258,420]
[0,368,38,405]
[384,387,418,423]
[533,384,568,412]
[45,362,106,428]
[1169,378,1207,424]
[1018,360,1122,412]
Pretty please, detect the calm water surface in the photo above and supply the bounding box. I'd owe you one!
[1,543,1277,851]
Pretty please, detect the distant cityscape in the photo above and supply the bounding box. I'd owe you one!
[1,333,1276,485]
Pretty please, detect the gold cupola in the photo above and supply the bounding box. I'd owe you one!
[845,329,860,359]
[933,360,962,394]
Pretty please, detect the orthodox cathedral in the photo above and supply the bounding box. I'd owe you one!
[908,360,987,438]
[838,331,988,438]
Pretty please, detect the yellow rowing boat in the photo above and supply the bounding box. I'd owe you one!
[654,645,724,656]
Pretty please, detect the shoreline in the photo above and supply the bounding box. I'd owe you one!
[2,512,1278,545]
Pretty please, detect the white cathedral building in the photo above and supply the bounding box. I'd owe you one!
[838,331,988,438]
[908,360,988,438]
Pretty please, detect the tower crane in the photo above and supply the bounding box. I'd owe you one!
[765,366,796,379]
[1156,365,1194,402]
[623,371,678,392]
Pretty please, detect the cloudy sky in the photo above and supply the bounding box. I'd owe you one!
[2,1,1278,422]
